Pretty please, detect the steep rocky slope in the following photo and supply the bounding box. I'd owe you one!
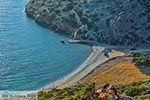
[26,0,150,47]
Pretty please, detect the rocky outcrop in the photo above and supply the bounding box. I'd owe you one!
[26,0,150,47]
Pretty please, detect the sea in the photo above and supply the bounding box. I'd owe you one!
[0,0,91,96]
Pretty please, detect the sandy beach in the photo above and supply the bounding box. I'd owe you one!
[49,46,125,89]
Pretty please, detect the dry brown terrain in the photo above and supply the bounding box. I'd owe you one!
[83,56,150,85]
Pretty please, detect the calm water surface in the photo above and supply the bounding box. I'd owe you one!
[0,0,91,91]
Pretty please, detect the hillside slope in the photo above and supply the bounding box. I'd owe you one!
[26,0,150,47]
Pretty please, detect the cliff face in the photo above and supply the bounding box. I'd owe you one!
[26,0,150,47]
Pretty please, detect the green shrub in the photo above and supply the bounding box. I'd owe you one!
[130,52,150,66]
[117,80,150,97]
[37,83,96,100]
[125,86,147,97]
[37,81,150,99]
[136,94,150,100]
[143,89,150,95]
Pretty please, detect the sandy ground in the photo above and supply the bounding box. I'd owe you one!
[0,98,33,100]
[83,56,150,85]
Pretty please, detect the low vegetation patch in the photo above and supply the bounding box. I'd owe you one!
[38,80,150,100]
[38,83,97,100]
[117,80,150,98]
[129,52,150,66]
[136,94,150,100]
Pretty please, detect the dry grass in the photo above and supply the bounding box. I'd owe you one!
[108,50,125,57]
[87,57,150,85]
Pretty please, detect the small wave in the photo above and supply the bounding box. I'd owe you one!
[0,91,37,98]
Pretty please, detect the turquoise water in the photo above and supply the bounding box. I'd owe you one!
[0,0,91,91]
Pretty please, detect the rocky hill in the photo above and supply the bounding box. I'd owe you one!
[25,0,150,47]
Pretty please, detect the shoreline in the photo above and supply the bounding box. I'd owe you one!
[0,43,127,99]
[45,45,125,89]
[0,42,138,97]
[0,45,126,99]
[0,44,149,99]
[43,46,105,89]
[0,45,104,99]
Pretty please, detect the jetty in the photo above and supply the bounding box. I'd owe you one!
[67,39,95,45]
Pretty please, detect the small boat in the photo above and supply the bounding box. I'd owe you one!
[60,40,65,44]
[69,35,73,38]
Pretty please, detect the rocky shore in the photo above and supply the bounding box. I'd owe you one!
[26,0,150,47]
